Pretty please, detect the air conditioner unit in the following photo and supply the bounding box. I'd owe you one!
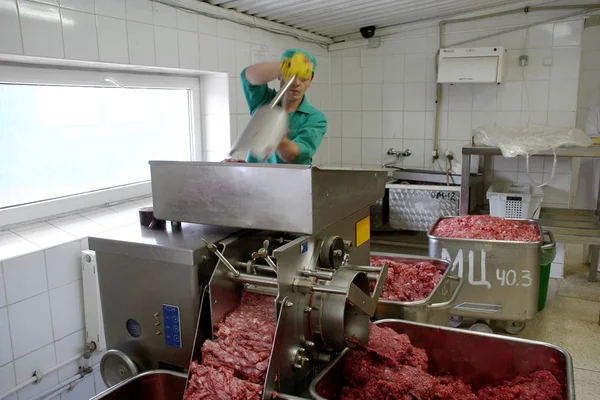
[437,46,506,84]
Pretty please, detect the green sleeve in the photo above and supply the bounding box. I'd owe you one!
[292,113,327,164]
[240,67,276,115]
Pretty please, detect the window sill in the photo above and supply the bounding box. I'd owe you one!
[0,196,152,263]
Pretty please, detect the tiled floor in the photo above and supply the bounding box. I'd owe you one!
[518,245,600,400]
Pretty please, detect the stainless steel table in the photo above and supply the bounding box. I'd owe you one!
[460,146,600,282]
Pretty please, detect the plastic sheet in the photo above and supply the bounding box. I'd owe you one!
[473,125,592,158]
[473,125,593,187]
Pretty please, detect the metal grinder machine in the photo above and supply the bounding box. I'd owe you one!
[89,162,389,398]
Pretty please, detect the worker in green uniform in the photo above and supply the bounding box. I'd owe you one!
[239,49,327,164]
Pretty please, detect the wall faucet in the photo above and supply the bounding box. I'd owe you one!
[382,148,412,168]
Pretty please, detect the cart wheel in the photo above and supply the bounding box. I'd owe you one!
[449,315,463,328]
[468,322,493,334]
[503,321,526,335]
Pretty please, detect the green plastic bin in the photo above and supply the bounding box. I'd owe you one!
[538,233,557,311]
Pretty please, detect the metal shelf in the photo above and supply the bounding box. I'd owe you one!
[462,146,600,158]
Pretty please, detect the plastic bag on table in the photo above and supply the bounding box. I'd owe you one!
[473,125,592,158]
[473,125,593,187]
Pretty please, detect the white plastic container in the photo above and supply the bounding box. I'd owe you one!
[487,183,544,219]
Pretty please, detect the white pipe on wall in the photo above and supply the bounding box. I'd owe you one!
[35,363,100,400]
[29,374,82,400]
[0,352,84,400]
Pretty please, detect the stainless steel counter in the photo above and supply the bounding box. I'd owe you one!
[88,223,239,265]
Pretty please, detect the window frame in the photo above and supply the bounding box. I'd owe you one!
[0,63,203,227]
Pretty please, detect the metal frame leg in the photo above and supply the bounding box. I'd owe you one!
[460,154,471,216]
[589,245,599,282]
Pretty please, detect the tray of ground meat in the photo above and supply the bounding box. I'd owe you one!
[369,253,463,326]
[430,215,542,242]
[309,319,574,400]
[428,216,556,324]
[183,291,276,400]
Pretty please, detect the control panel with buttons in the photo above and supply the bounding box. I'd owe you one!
[162,304,182,348]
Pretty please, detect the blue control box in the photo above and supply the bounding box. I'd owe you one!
[162,304,182,348]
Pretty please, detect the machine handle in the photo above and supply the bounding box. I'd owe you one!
[274,394,309,400]
[427,275,463,310]
[302,269,334,280]
[202,239,240,277]
[251,240,278,274]
[345,263,388,316]
[350,265,383,273]
[369,264,388,301]
[268,75,296,109]
[541,230,556,252]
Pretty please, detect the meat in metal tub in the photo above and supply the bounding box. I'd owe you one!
[309,319,575,400]
[370,252,463,326]
[427,217,556,332]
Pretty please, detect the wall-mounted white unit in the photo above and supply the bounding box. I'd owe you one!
[437,46,506,84]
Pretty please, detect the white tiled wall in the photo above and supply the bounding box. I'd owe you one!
[0,241,90,400]
[328,16,584,208]
[0,198,150,399]
[577,23,600,128]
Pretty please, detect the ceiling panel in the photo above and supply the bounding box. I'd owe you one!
[202,0,556,38]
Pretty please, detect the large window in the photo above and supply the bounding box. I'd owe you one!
[0,65,201,225]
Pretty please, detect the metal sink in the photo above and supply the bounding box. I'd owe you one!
[90,370,186,400]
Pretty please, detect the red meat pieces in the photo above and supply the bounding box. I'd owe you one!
[338,323,563,400]
[431,215,541,242]
[185,363,263,400]
[370,256,443,302]
[342,324,436,399]
[350,324,428,371]
[184,292,276,400]
[342,364,436,400]
[477,370,563,400]
[434,376,478,400]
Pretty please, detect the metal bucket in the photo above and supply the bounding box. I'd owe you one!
[371,253,463,326]
[90,370,187,400]
[309,319,575,400]
[427,217,556,323]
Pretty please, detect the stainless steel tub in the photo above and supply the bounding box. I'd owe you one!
[427,217,555,322]
[90,370,187,400]
[371,253,463,326]
[309,319,575,400]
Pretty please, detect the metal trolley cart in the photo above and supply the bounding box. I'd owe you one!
[428,217,556,334]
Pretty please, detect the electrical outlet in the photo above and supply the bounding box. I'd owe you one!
[542,56,553,66]
[519,55,529,67]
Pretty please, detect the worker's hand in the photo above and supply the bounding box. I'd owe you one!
[276,136,300,163]
[280,52,314,80]
[222,158,246,163]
